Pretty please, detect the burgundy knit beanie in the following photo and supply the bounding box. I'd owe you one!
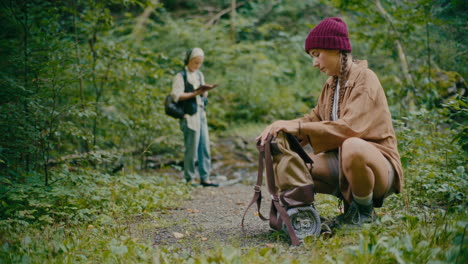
[304,17,351,53]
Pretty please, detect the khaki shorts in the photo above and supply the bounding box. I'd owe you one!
[324,150,396,198]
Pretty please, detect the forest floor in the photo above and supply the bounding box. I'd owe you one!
[150,184,275,250]
[2,124,465,263]
[116,124,466,263]
[134,129,340,254]
[144,133,286,251]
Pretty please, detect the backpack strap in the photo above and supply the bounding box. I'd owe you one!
[241,143,268,230]
[285,133,313,165]
[264,138,301,246]
[181,69,203,89]
[180,69,188,92]
[241,135,301,246]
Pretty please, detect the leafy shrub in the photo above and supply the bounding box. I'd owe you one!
[0,168,190,228]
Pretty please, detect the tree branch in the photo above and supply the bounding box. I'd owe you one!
[131,0,159,43]
[206,1,246,26]
[374,0,414,88]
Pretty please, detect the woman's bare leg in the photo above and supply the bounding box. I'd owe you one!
[309,152,339,195]
[341,137,390,200]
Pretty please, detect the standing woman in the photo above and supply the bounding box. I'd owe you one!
[257,18,403,226]
[171,48,219,187]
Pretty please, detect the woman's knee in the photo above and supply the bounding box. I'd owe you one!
[341,137,368,170]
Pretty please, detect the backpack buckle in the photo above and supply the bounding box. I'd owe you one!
[254,185,261,192]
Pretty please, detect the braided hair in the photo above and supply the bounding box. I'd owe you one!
[328,51,351,119]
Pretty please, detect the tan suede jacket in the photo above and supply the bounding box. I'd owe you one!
[301,60,403,207]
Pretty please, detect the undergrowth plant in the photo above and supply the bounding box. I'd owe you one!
[0,168,191,262]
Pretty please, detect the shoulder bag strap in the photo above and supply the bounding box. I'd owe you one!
[181,69,188,92]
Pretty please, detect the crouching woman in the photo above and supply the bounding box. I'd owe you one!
[258,17,403,226]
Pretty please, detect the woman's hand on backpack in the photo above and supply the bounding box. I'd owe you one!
[256,120,299,146]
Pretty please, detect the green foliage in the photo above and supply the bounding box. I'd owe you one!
[344,217,467,264]
[0,0,183,179]
[443,97,468,153]
[1,0,466,177]
[2,111,467,263]
[0,168,190,227]
[395,108,467,210]
[0,169,191,262]
[0,0,466,263]
[322,0,467,111]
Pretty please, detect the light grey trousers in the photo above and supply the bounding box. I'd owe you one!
[180,106,211,182]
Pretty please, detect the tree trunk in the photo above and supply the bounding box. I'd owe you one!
[23,1,28,91]
[230,0,236,42]
[71,0,90,153]
[89,30,99,147]
[72,0,85,108]
[425,5,431,83]
[394,39,413,88]
[374,0,414,86]
[23,1,30,179]
[374,0,415,110]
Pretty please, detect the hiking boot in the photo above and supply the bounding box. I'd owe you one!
[320,223,333,238]
[200,181,219,187]
[186,180,200,187]
[283,205,321,240]
[356,202,377,223]
[332,201,376,228]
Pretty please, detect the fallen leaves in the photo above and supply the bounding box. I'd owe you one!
[187,208,200,213]
[173,231,209,242]
[173,232,184,239]
[173,231,191,239]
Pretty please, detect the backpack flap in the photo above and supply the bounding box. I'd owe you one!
[271,132,314,193]
[280,184,315,208]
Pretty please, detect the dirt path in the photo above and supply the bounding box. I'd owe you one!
[152,184,280,251]
[146,134,295,251]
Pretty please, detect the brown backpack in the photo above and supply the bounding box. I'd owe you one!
[242,132,321,246]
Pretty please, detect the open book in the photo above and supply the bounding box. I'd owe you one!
[196,83,220,91]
